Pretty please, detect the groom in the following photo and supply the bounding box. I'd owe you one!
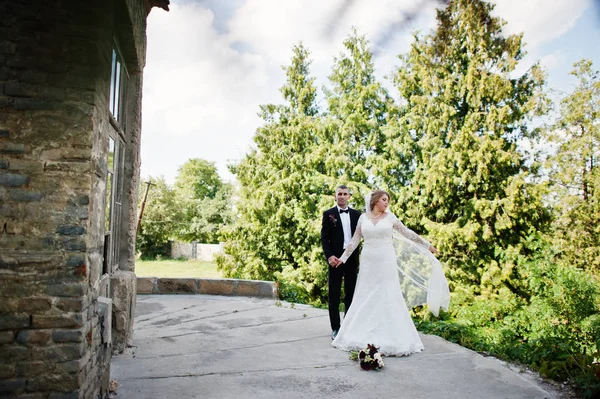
[321,185,361,340]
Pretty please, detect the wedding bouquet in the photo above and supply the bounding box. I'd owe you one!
[350,344,385,371]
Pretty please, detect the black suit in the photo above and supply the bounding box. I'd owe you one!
[321,206,361,331]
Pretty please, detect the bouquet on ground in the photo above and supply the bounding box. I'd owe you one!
[349,344,385,371]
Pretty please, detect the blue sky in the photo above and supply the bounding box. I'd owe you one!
[141,0,600,184]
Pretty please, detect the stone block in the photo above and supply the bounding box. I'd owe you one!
[15,361,47,377]
[62,237,86,251]
[52,329,84,343]
[157,278,199,294]
[0,363,15,379]
[71,194,89,205]
[57,225,86,235]
[0,298,18,313]
[32,313,83,329]
[0,158,8,169]
[44,161,90,173]
[236,280,259,297]
[0,203,17,217]
[18,298,52,313]
[114,312,126,331]
[54,298,83,312]
[0,378,26,393]
[47,283,86,297]
[26,372,80,393]
[0,330,15,344]
[17,70,48,84]
[0,345,28,362]
[30,342,85,362]
[259,281,278,298]
[6,159,42,172]
[54,359,80,374]
[0,129,9,138]
[16,330,52,345]
[0,314,30,330]
[13,98,57,110]
[110,272,135,352]
[136,277,156,294]
[0,142,25,154]
[199,279,235,296]
[0,41,16,55]
[0,172,28,187]
[8,189,43,202]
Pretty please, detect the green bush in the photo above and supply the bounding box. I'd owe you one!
[417,246,600,398]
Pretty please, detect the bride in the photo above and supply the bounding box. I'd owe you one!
[331,190,450,356]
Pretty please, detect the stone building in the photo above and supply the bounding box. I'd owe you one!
[0,0,169,397]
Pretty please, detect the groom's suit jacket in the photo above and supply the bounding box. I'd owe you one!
[321,206,361,263]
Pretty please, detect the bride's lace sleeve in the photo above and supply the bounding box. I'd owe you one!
[340,215,364,263]
[391,213,431,249]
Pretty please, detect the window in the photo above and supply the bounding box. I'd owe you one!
[103,43,128,275]
[109,46,128,126]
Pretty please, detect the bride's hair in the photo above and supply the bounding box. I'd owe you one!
[369,190,390,211]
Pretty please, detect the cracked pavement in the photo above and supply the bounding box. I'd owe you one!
[110,295,566,398]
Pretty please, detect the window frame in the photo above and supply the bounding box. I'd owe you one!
[103,40,129,275]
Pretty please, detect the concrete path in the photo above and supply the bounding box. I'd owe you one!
[111,295,566,399]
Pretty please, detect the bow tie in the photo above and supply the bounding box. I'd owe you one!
[339,209,349,214]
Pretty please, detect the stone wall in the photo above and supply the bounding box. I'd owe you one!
[0,1,165,397]
[137,277,279,298]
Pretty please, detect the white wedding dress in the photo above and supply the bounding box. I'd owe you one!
[332,212,433,356]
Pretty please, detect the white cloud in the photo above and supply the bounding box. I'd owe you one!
[141,0,590,184]
[492,0,589,48]
[540,51,565,71]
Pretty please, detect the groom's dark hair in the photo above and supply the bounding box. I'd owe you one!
[336,184,350,193]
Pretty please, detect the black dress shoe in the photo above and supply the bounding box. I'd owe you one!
[332,330,339,340]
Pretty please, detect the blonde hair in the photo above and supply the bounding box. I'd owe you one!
[369,190,390,211]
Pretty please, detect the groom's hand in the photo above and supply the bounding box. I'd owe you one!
[328,256,342,267]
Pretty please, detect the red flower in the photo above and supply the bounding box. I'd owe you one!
[329,213,338,226]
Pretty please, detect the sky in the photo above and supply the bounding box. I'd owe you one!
[140,0,600,184]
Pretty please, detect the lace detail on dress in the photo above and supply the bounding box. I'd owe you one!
[390,214,431,249]
[339,215,363,263]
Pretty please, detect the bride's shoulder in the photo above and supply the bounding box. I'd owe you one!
[386,211,399,221]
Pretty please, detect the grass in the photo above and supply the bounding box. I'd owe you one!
[135,258,223,279]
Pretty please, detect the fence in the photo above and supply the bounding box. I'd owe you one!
[171,241,223,261]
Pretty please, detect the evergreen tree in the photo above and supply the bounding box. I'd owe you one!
[217,44,331,303]
[324,29,397,193]
[392,0,550,295]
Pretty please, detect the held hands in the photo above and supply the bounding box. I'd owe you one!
[328,256,343,267]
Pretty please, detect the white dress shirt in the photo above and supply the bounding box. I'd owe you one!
[338,207,352,249]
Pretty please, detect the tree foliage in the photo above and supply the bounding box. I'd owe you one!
[136,176,179,259]
[174,158,231,243]
[391,0,550,295]
[217,44,330,304]
[544,59,600,274]
[214,1,599,394]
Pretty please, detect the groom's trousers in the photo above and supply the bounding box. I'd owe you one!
[328,260,358,331]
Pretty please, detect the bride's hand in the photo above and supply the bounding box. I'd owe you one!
[429,245,439,255]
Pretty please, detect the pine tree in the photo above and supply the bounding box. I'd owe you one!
[324,29,397,195]
[217,44,331,303]
[393,0,550,295]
